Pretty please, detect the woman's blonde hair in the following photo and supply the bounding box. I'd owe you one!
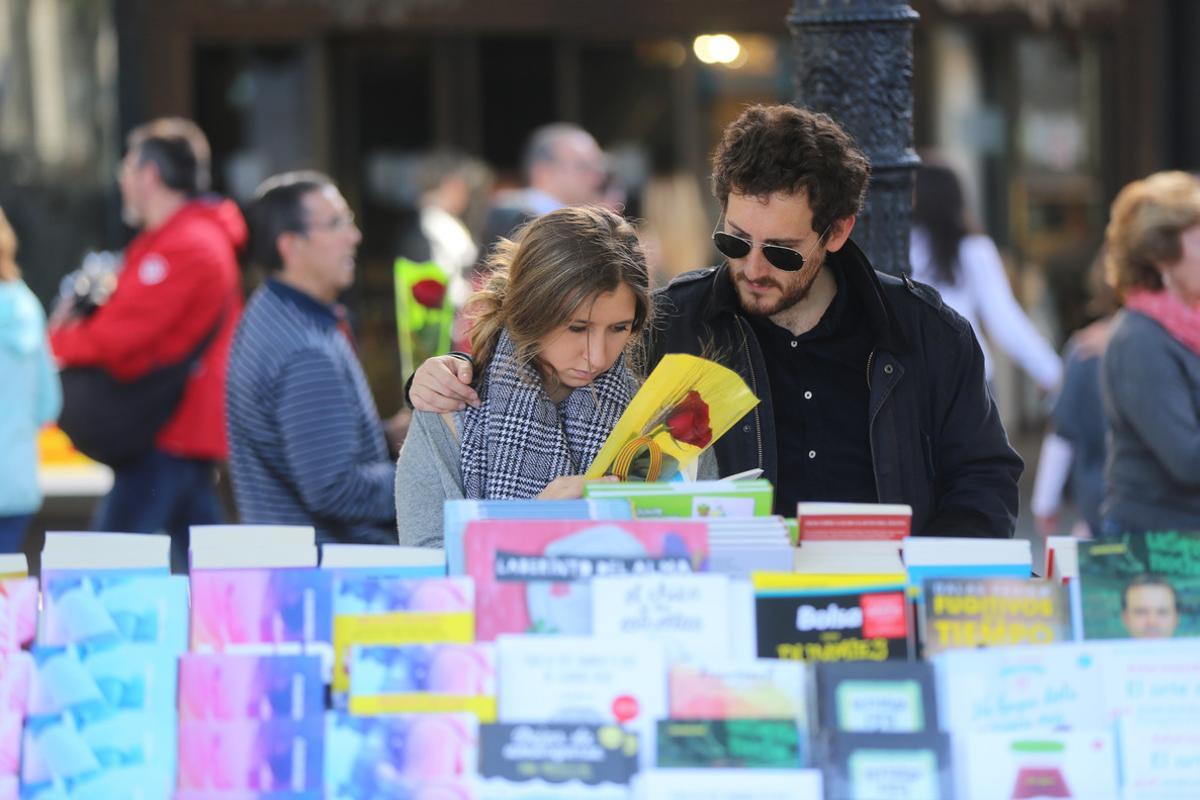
[1105,171,1200,299]
[0,207,20,282]
[468,205,652,381]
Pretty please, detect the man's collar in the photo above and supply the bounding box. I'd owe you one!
[266,278,340,328]
[523,188,566,216]
[703,239,908,353]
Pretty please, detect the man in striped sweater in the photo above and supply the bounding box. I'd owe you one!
[226,171,397,544]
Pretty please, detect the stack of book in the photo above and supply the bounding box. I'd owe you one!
[0,574,37,800]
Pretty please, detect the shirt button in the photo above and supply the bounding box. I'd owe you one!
[804,391,813,400]
[742,424,752,433]
[790,340,798,348]
[808,450,816,459]
[883,364,894,375]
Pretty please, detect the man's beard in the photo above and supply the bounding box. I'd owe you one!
[732,260,823,318]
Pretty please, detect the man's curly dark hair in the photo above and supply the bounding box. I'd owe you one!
[711,104,871,237]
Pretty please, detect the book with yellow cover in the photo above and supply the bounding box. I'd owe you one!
[586,354,758,481]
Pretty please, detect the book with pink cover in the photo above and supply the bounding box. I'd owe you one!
[190,569,333,673]
[0,578,37,656]
[177,719,323,792]
[179,654,323,721]
[668,660,807,721]
[464,519,708,641]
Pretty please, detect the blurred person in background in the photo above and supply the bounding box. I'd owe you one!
[1032,248,1118,538]
[1100,171,1200,536]
[48,118,245,571]
[638,173,713,287]
[476,123,606,259]
[228,171,397,545]
[910,162,1063,393]
[0,209,62,553]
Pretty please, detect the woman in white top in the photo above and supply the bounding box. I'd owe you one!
[910,163,1062,391]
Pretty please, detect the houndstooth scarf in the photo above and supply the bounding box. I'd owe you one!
[460,330,636,499]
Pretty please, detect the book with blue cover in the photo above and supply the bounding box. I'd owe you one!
[348,644,496,719]
[177,718,324,793]
[39,572,188,652]
[331,575,474,696]
[443,498,633,575]
[325,713,478,799]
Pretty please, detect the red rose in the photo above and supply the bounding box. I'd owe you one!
[412,278,447,309]
[665,389,713,449]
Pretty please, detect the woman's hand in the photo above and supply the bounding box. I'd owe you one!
[537,475,618,500]
[410,355,479,412]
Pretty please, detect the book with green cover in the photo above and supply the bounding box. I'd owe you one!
[584,479,773,518]
[656,719,803,768]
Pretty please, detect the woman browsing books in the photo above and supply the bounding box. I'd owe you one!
[394,206,714,546]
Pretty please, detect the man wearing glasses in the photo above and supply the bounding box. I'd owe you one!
[226,172,398,545]
[411,105,1022,537]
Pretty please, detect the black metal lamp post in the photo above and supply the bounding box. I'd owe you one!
[789,0,920,276]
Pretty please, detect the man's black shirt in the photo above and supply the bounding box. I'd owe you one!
[745,265,878,515]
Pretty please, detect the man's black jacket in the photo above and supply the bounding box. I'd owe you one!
[645,240,1023,538]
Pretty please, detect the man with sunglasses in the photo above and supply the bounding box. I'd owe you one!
[410,104,1022,537]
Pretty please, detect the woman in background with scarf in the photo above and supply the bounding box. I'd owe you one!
[395,205,664,547]
[1100,171,1200,536]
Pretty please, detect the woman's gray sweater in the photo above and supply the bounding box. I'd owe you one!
[1101,309,1200,531]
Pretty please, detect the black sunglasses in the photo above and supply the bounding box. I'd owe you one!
[712,224,831,272]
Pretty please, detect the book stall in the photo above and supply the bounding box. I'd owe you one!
[2,495,1199,800]
[3,360,1197,800]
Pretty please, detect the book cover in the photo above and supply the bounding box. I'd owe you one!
[668,660,806,721]
[347,644,496,719]
[177,719,323,792]
[27,641,177,720]
[178,654,323,721]
[0,652,32,718]
[819,731,953,800]
[584,480,774,518]
[902,538,1032,603]
[589,573,732,664]
[496,635,666,769]
[585,353,758,482]
[479,723,637,787]
[0,578,37,656]
[189,569,333,673]
[655,719,802,769]
[39,572,188,652]
[20,708,175,797]
[754,583,911,663]
[442,498,633,576]
[960,730,1119,800]
[815,661,938,734]
[921,577,1072,657]
[1077,531,1200,640]
[1099,639,1200,725]
[331,575,474,695]
[1118,718,1200,800]
[795,502,912,541]
[632,768,823,799]
[0,712,19,776]
[934,644,1107,733]
[325,713,477,799]
[0,555,26,580]
[465,519,708,641]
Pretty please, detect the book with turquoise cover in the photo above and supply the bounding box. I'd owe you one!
[443,498,633,575]
[39,572,188,652]
[584,480,773,518]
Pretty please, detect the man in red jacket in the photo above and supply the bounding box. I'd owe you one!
[50,118,246,571]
